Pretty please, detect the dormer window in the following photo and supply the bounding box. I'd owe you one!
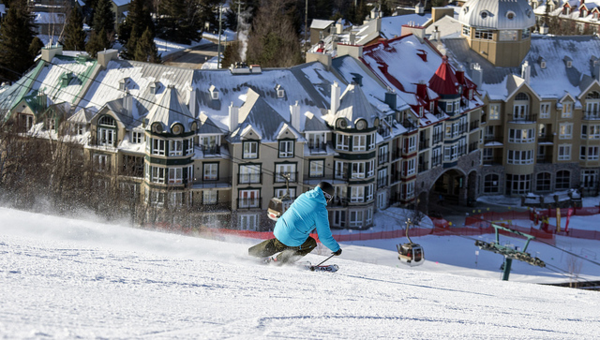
[149,82,158,94]
[209,85,219,100]
[119,77,130,91]
[275,84,285,98]
[480,10,490,19]
[506,11,515,20]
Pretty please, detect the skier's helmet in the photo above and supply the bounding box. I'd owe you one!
[317,181,335,203]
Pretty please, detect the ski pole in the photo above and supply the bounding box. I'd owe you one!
[315,254,335,267]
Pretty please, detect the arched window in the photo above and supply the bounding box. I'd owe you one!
[99,115,116,127]
[555,170,571,190]
[484,174,499,193]
[536,172,551,191]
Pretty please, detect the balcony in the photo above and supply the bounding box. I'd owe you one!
[390,171,402,184]
[392,149,402,161]
[237,197,262,209]
[401,119,418,131]
[330,196,348,207]
[431,155,442,168]
[459,122,469,134]
[469,141,479,153]
[308,141,327,154]
[419,138,430,150]
[377,177,388,189]
[432,132,444,144]
[418,161,429,173]
[583,110,600,120]
[470,120,480,131]
[508,113,537,122]
[378,152,389,165]
[192,176,232,189]
[200,144,221,156]
[538,135,554,143]
[484,135,502,144]
[238,173,262,185]
[274,172,298,183]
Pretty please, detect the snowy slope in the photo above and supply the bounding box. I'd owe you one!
[1,207,600,339]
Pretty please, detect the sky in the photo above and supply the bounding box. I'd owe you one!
[1,203,600,339]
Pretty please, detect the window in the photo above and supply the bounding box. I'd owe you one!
[203,163,218,181]
[402,181,415,200]
[167,167,183,184]
[508,129,535,143]
[366,208,373,225]
[558,144,571,160]
[275,163,296,182]
[505,174,531,195]
[489,104,500,120]
[169,140,183,156]
[279,140,293,158]
[581,146,599,160]
[590,125,600,139]
[432,148,442,166]
[275,187,296,199]
[462,25,471,36]
[330,210,346,228]
[483,174,499,193]
[238,214,258,230]
[349,210,364,228]
[151,166,166,184]
[132,131,143,144]
[474,29,493,39]
[365,183,374,201]
[562,102,573,118]
[507,150,534,164]
[150,191,165,207]
[351,186,365,203]
[377,168,388,188]
[559,123,572,139]
[368,132,376,150]
[405,135,417,153]
[351,162,366,179]
[239,190,260,208]
[353,135,366,151]
[309,160,324,177]
[379,144,389,164]
[513,104,529,120]
[336,134,350,151]
[483,148,494,161]
[536,172,551,191]
[93,154,110,172]
[540,103,551,119]
[200,135,220,152]
[556,170,570,189]
[98,128,115,146]
[169,192,183,208]
[335,161,349,179]
[406,158,416,176]
[239,164,261,184]
[152,138,165,155]
[539,124,548,138]
[203,191,217,205]
[243,141,258,159]
[581,170,599,189]
[307,132,326,151]
[499,30,518,41]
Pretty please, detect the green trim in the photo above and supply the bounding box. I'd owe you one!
[242,140,260,159]
[278,139,295,158]
[202,162,220,181]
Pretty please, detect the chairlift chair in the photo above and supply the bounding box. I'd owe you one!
[267,173,293,222]
[397,218,425,266]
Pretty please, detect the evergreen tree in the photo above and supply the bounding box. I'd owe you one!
[29,37,44,58]
[92,0,115,37]
[221,40,242,68]
[0,0,36,83]
[134,27,161,63]
[157,0,204,44]
[120,0,155,60]
[86,29,109,58]
[63,8,87,51]
[246,0,303,67]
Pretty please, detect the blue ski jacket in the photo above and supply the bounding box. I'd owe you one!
[274,187,340,252]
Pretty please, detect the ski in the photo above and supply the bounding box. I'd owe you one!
[297,261,339,272]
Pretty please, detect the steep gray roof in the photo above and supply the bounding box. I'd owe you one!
[228,89,302,143]
[327,83,381,129]
[145,86,195,133]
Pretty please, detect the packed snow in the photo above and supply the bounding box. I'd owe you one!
[1,206,600,339]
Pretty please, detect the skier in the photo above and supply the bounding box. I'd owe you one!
[248,181,342,265]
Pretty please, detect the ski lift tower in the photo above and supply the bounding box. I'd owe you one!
[475,223,546,281]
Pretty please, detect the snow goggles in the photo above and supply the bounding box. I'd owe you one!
[323,191,333,203]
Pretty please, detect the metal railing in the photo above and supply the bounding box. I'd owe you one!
[237,198,262,209]
[470,120,480,131]
[274,172,297,183]
[418,161,429,173]
[308,141,327,154]
[419,138,429,150]
[378,151,389,165]
[508,113,537,122]
[238,173,262,185]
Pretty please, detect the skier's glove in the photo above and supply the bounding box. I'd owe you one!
[332,248,342,256]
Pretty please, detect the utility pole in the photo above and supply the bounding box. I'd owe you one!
[304,0,308,53]
[218,3,222,69]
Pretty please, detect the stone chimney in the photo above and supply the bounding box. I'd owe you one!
[290,101,301,131]
[521,60,531,84]
[41,44,63,62]
[330,82,341,114]
[540,23,549,35]
[385,91,397,109]
[593,59,600,81]
[337,44,363,58]
[97,49,119,69]
[229,102,239,132]
[416,82,428,99]
[431,26,440,41]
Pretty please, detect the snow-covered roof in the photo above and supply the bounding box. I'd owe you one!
[145,85,194,134]
[380,14,432,39]
[443,35,600,100]
[33,12,66,25]
[310,19,334,30]
[459,0,536,29]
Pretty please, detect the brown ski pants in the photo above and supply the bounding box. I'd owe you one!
[248,237,317,264]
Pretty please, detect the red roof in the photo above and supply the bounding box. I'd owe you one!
[428,56,458,96]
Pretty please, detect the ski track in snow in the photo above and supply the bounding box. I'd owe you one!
[1,208,600,339]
